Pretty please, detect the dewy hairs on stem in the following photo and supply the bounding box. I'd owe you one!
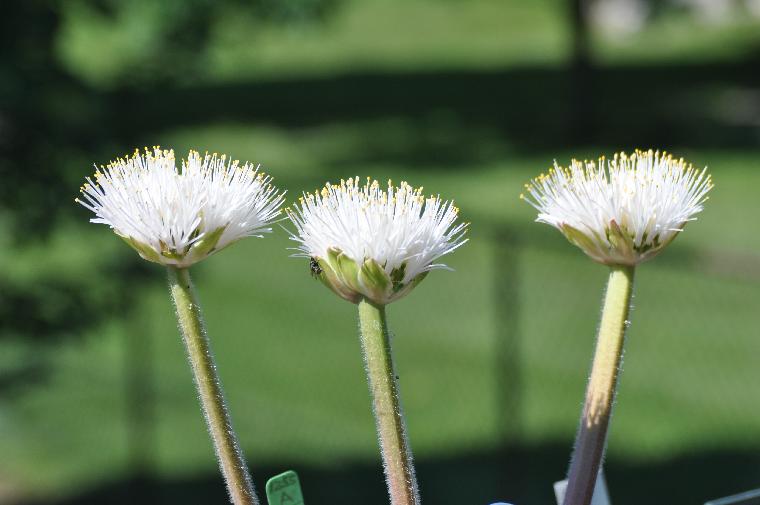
[77,147,285,505]
[286,177,468,505]
[522,149,713,505]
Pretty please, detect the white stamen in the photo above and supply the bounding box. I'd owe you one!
[522,149,713,265]
[287,177,468,285]
[77,147,285,267]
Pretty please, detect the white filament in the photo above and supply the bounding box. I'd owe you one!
[287,177,468,283]
[77,148,285,265]
[522,150,713,264]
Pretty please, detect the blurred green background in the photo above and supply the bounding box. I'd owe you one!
[1,0,760,503]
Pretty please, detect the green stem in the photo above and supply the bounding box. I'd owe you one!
[563,265,635,505]
[357,298,421,505]
[167,267,258,505]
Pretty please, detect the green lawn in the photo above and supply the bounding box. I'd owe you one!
[2,123,759,498]
[3,0,760,501]
[58,0,760,87]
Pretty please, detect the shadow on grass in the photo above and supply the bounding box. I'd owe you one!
[19,443,760,505]
[116,56,760,166]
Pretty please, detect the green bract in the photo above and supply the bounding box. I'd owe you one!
[118,225,227,268]
[315,247,429,305]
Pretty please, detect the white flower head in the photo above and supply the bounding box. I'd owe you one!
[77,147,285,267]
[522,149,713,266]
[287,177,468,305]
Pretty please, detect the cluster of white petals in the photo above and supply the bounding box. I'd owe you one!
[287,177,467,303]
[522,150,713,265]
[77,148,285,267]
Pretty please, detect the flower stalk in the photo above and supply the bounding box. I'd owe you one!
[286,177,466,505]
[168,266,258,505]
[563,265,635,505]
[358,298,420,505]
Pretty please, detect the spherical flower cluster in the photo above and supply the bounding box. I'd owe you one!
[287,177,468,305]
[77,148,285,267]
[521,150,713,265]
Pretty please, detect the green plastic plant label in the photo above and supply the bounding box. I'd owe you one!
[266,470,305,505]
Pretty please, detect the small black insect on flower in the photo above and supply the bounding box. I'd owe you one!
[309,257,322,278]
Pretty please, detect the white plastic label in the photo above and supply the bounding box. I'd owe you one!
[554,471,611,505]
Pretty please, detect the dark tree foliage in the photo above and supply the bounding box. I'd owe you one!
[0,0,340,236]
[0,0,337,395]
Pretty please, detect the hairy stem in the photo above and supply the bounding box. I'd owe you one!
[563,265,635,505]
[167,266,258,505]
[358,298,421,505]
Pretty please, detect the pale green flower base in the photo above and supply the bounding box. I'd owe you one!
[167,267,259,505]
[563,265,635,505]
[315,247,429,305]
[358,299,421,505]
